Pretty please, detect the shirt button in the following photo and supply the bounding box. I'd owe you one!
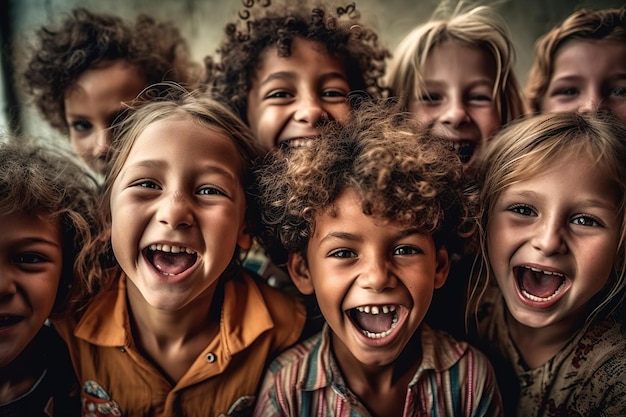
[206,352,217,363]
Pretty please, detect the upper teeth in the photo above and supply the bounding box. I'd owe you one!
[355,305,396,315]
[149,244,195,254]
[526,266,564,277]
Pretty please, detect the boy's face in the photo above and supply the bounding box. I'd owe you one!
[0,211,62,368]
[64,60,148,175]
[408,41,500,169]
[289,188,449,367]
[246,37,352,151]
[109,117,250,312]
[487,152,620,332]
[541,39,626,123]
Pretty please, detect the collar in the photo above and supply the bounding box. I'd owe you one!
[74,271,276,355]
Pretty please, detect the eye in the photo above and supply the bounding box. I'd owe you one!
[556,87,578,97]
[70,120,92,132]
[393,245,423,256]
[266,90,292,99]
[571,214,603,227]
[419,93,441,105]
[468,94,492,103]
[609,86,626,97]
[197,186,226,196]
[321,89,348,99]
[328,248,357,258]
[508,204,536,217]
[12,253,48,265]
[132,180,161,190]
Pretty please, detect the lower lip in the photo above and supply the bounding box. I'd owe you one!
[0,320,22,335]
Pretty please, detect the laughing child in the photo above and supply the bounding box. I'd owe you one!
[252,102,503,416]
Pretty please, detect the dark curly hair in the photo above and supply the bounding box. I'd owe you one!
[205,0,390,124]
[20,7,201,135]
[0,137,103,315]
[257,100,476,264]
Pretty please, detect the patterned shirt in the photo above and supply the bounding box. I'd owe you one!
[253,323,503,417]
[475,286,626,417]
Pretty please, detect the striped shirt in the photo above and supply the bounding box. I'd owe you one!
[253,324,503,417]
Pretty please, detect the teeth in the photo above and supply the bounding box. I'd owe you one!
[149,244,196,254]
[355,305,396,315]
[527,266,564,277]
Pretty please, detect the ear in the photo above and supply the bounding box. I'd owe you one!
[433,245,451,289]
[287,252,315,295]
[236,220,252,250]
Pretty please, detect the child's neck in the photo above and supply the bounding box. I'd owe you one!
[126,281,223,384]
[333,331,422,417]
[505,307,585,369]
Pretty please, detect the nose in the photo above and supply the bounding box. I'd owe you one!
[293,94,328,126]
[357,257,396,293]
[92,128,112,159]
[440,98,469,128]
[531,217,567,256]
[157,191,194,229]
[0,268,17,298]
[577,90,603,114]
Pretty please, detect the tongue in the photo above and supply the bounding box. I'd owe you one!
[519,268,563,298]
[353,310,393,334]
[152,251,196,275]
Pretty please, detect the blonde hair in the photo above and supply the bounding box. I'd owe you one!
[91,83,264,290]
[525,7,626,114]
[470,112,626,324]
[386,2,525,125]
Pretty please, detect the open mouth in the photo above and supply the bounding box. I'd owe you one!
[144,243,198,276]
[0,316,23,327]
[279,137,316,150]
[515,266,566,302]
[348,305,399,339]
[451,141,477,165]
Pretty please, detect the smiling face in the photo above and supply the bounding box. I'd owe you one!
[0,211,62,368]
[109,116,249,312]
[288,188,449,367]
[246,37,352,151]
[64,60,148,174]
[487,152,620,331]
[409,41,500,169]
[541,40,626,122]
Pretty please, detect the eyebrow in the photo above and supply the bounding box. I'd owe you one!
[17,236,61,248]
[120,160,238,182]
[259,70,348,87]
[318,228,425,245]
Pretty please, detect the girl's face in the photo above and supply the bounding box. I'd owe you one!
[288,188,449,368]
[0,211,62,368]
[541,39,626,123]
[487,152,621,332]
[64,60,148,175]
[246,37,352,151]
[409,41,500,169]
[109,117,250,312]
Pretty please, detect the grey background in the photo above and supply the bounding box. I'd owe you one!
[1,0,624,144]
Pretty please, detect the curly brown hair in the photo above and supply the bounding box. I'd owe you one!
[204,0,390,124]
[20,7,201,135]
[257,100,475,264]
[0,137,103,315]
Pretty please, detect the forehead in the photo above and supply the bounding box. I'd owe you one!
[552,39,626,73]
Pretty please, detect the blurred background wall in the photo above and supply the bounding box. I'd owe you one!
[1,0,624,143]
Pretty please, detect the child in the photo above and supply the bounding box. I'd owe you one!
[386,3,525,170]
[51,85,306,417]
[469,111,626,416]
[205,0,390,151]
[252,102,503,416]
[525,8,626,122]
[20,7,201,175]
[0,138,101,415]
